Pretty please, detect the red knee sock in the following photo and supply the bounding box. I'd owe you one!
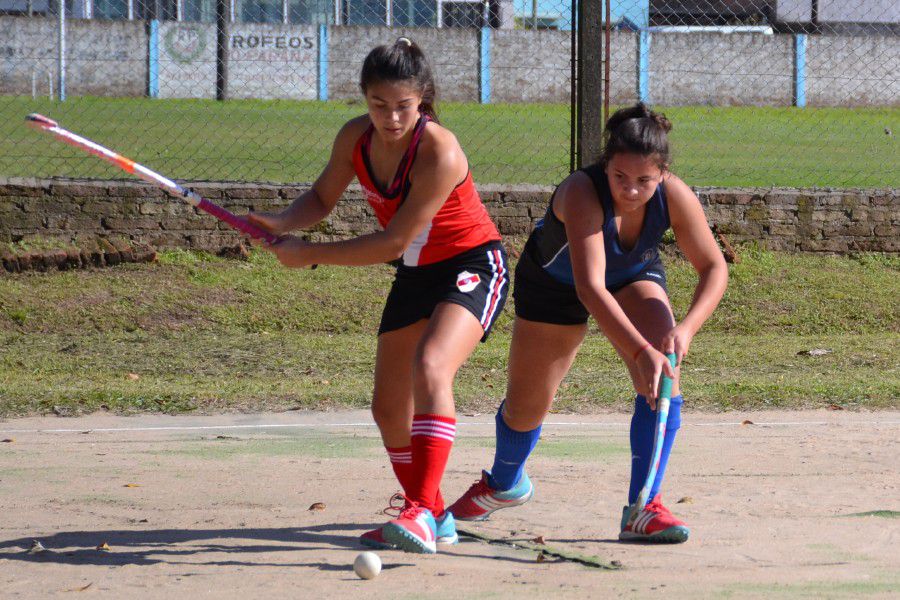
[386,445,413,494]
[410,414,456,517]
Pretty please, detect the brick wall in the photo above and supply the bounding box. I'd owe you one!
[0,178,896,253]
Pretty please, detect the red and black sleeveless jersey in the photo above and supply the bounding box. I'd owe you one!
[351,116,500,267]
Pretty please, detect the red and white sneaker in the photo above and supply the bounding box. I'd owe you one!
[359,493,407,549]
[619,495,690,543]
[383,504,438,554]
[447,470,533,521]
[360,526,394,550]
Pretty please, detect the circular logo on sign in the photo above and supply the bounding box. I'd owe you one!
[164,26,207,64]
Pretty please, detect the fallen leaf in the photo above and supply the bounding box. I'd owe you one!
[677,496,694,504]
[797,348,832,357]
[1,438,13,443]
[611,560,623,567]
[320,379,330,385]
[126,373,140,381]
[96,542,110,552]
[308,502,326,511]
[828,404,844,411]
[741,420,754,425]
[536,551,546,563]
[28,540,46,554]
[123,483,141,488]
[64,582,93,592]
[531,536,546,545]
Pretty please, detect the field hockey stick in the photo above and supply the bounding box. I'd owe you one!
[25,113,280,245]
[629,352,678,523]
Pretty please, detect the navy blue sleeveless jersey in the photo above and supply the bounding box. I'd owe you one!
[525,163,670,288]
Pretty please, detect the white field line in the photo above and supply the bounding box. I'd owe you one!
[1,420,898,435]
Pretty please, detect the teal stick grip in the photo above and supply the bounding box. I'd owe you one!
[658,352,677,401]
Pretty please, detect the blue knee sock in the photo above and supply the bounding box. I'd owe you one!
[488,403,541,491]
[628,394,683,504]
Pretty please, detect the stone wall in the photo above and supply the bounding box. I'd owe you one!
[1,178,896,254]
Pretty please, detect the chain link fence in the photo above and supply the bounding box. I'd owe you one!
[608,0,899,188]
[0,0,575,185]
[0,1,897,187]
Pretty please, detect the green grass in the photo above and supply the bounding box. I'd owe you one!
[148,436,383,460]
[841,510,900,519]
[2,96,897,187]
[0,246,897,416]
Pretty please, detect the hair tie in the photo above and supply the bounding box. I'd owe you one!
[396,37,412,47]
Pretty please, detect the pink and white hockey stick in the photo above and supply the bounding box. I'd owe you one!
[25,113,279,244]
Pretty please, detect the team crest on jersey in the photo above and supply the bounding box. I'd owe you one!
[364,188,384,205]
[641,248,656,263]
[456,271,481,293]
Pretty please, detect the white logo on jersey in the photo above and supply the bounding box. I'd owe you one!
[364,188,385,205]
[641,248,656,263]
[456,271,481,293]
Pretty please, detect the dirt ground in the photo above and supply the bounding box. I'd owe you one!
[1,409,898,599]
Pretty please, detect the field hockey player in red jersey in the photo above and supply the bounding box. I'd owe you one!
[448,103,728,543]
[247,38,508,554]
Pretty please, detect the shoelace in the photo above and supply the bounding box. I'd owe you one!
[645,497,671,516]
[465,477,491,496]
[397,502,425,520]
[382,492,410,517]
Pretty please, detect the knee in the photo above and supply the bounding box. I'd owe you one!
[412,347,454,392]
[371,395,410,429]
[502,396,549,431]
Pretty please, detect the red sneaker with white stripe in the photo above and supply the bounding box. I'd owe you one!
[447,470,533,521]
[383,503,438,554]
[619,495,690,543]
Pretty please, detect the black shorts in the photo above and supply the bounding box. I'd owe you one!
[379,241,509,341]
[513,250,668,326]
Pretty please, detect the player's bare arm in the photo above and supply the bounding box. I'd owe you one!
[663,174,728,363]
[247,117,365,237]
[559,172,675,398]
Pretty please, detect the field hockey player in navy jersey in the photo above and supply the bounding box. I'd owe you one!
[448,103,728,543]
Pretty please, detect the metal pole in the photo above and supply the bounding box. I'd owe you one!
[603,0,610,126]
[385,0,392,26]
[283,0,289,23]
[58,0,66,102]
[216,0,228,101]
[577,0,603,167]
[531,0,537,29]
[127,0,134,19]
[569,0,576,172]
[27,0,33,16]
